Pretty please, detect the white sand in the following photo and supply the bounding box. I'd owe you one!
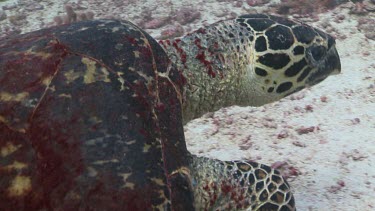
[1,0,374,210]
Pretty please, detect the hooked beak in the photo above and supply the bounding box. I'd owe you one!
[307,45,341,86]
[328,47,341,75]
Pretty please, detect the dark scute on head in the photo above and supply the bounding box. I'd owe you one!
[288,194,296,207]
[249,161,259,168]
[280,205,292,211]
[279,183,289,191]
[297,67,312,82]
[268,183,276,192]
[285,58,307,77]
[271,191,285,203]
[292,25,317,44]
[255,169,267,179]
[258,53,291,69]
[325,47,341,72]
[225,161,233,170]
[234,169,243,178]
[259,189,269,202]
[269,15,297,27]
[237,162,250,171]
[239,178,246,186]
[327,34,336,49]
[267,87,274,93]
[276,82,293,93]
[246,19,275,31]
[306,45,341,85]
[255,181,265,191]
[255,36,267,52]
[248,173,256,184]
[286,192,291,201]
[272,175,282,184]
[258,203,280,210]
[266,25,294,50]
[255,67,268,76]
[239,14,269,19]
[293,45,305,55]
[307,45,327,63]
[261,164,272,173]
[251,195,257,204]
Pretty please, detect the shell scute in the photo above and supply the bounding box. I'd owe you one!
[0,20,192,210]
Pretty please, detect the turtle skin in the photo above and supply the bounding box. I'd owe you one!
[0,20,192,210]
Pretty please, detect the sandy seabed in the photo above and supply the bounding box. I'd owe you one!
[1,0,374,210]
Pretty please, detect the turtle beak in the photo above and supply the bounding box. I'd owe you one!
[306,45,341,86]
[328,46,341,75]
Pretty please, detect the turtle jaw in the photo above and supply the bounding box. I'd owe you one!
[306,45,341,86]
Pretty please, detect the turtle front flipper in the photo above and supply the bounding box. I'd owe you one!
[189,154,295,210]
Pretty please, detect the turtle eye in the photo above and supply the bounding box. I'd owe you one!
[306,45,326,65]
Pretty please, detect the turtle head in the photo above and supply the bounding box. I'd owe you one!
[160,15,342,119]
[245,15,341,105]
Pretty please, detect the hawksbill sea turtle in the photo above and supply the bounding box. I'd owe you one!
[0,14,340,210]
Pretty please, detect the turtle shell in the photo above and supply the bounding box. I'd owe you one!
[0,20,193,210]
